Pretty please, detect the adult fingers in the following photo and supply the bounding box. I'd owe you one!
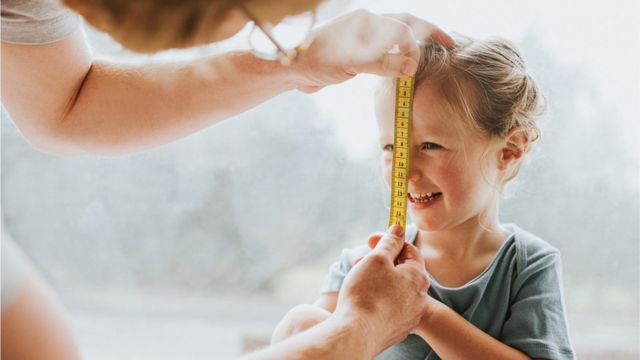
[396,242,423,266]
[383,13,455,48]
[370,224,405,260]
[353,15,420,77]
[356,53,418,77]
[382,53,419,77]
[381,17,421,63]
[367,232,385,249]
[397,243,429,293]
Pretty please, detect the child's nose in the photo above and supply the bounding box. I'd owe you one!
[407,162,422,183]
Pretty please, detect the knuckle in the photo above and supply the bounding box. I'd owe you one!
[383,232,401,243]
[390,12,413,25]
[381,54,392,69]
[368,252,388,266]
[393,22,414,39]
[420,276,429,291]
[406,267,429,287]
[406,266,422,279]
[399,13,415,22]
[353,9,371,19]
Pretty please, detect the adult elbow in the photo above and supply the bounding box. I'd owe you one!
[15,117,86,157]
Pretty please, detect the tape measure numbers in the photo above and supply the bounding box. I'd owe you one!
[388,76,415,233]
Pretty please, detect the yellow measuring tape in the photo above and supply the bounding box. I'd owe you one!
[388,76,415,234]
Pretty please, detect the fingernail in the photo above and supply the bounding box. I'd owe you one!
[388,224,404,237]
[401,59,417,76]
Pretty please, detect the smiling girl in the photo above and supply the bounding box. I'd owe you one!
[271,34,575,359]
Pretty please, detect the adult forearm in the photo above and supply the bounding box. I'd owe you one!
[58,51,297,155]
[416,298,530,360]
[243,315,373,360]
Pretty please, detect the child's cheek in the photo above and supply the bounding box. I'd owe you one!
[438,164,469,206]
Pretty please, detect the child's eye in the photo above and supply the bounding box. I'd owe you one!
[383,144,394,152]
[420,142,443,150]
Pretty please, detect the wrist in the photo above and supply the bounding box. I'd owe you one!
[285,55,317,91]
[329,310,378,359]
[416,296,444,338]
[231,51,301,92]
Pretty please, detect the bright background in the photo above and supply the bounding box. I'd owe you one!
[2,0,639,358]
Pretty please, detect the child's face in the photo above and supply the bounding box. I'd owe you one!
[376,81,501,231]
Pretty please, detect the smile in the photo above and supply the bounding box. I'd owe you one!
[408,192,442,203]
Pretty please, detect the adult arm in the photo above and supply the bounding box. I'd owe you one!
[1,31,297,156]
[1,262,81,360]
[1,10,454,156]
[365,230,533,359]
[243,225,430,359]
[247,314,373,360]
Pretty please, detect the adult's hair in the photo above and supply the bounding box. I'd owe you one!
[62,0,321,52]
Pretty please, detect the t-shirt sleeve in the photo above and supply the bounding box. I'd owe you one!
[502,248,576,359]
[320,245,371,293]
[1,0,80,44]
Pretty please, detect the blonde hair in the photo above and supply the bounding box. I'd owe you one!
[415,34,545,182]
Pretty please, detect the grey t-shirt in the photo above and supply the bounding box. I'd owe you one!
[1,0,80,44]
[321,224,576,360]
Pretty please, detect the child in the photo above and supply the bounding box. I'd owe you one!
[271,34,575,359]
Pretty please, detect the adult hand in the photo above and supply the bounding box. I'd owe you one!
[291,10,455,92]
[333,225,430,356]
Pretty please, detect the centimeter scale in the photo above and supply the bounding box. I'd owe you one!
[388,76,415,235]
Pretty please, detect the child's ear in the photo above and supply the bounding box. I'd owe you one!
[497,126,528,171]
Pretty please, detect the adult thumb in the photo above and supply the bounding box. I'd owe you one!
[360,53,418,77]
[371,224,406,259]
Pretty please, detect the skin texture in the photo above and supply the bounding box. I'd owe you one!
[378,81,501,235]
[1,5,456,360]
[271,81,537,359]
[255,225,429,359]
[1,10,454,156]
[1,264,81,360]
[381,80,531,359]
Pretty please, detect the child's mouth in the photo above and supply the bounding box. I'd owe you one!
[408,192,442,204]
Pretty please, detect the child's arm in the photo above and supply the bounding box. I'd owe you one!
[313,292,338,312]
[270,293,338,344]
[415,297,532,360]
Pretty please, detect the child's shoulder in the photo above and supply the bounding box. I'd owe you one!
[505,223,562,274]
[335,244,371,271]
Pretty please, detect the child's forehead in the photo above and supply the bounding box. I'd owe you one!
[376,81,467,137]
[414,91,464,136]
